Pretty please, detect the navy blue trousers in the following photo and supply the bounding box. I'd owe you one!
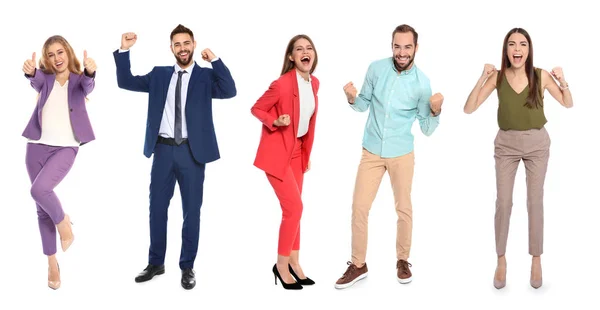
[148,142,205,270]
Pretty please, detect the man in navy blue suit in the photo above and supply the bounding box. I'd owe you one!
[113,24,236,290]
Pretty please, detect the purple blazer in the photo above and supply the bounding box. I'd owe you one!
[22,69,96,145]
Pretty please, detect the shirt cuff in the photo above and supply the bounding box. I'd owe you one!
[118,49,129,53]
[211,57,220,62]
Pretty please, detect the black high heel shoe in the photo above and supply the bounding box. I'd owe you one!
[288,264,315,285]
[272,264,302,290]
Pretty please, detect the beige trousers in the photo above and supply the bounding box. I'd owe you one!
[351,148,415,265]
[494,127,550,256]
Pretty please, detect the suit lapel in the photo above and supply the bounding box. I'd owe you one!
[41,74,56,109]
[185,64,201,115]
[37,73,56,122]
[291,70,299,138]
[160,67,175,112]
[311,76,318,113]
[67,73,76,107]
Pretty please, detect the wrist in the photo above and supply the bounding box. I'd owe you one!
[559,81,569,90]
[84,69,95,77]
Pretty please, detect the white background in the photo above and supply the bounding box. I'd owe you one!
[0,0,597,309]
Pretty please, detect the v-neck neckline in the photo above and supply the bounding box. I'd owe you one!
[504,72,528,95]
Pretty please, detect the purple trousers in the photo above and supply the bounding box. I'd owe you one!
[25,143,78,256]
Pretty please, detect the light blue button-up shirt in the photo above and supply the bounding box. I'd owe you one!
[350,57,439,158]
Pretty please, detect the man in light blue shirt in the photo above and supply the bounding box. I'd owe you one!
[335,24,444,290]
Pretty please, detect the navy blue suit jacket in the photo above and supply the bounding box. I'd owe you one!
[113,50,237,163]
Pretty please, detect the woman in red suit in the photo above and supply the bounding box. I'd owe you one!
[251,34,319,290]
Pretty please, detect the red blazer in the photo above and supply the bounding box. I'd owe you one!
[251,70,319,181]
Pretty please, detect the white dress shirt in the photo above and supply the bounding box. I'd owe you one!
[296,71,315,138]
[29,80,80,147]
[160,63,194,139]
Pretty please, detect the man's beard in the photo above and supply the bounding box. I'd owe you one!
[175,50,194,66]
[393,53,415,72]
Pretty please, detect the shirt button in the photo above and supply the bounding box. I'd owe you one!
[386,114,389,118]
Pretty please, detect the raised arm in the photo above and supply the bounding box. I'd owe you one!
[464,64,498,114]
[23,52,45,92]
[200,48,236,99]
[346,63,375,112]
[542,67,573,108]
[250,79,282,132]
[113,32,151,93]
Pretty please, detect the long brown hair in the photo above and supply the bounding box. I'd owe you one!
[497,28,542,109]
[280,34,318,76]
[39,35,82,75]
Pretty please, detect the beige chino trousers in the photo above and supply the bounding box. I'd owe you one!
[351,148,415,266]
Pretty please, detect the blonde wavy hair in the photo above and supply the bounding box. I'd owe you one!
[35,35,90,101]
[39,35,82,75]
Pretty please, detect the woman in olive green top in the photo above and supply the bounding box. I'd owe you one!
[463,28,573,290]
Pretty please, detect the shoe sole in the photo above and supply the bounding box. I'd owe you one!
[334,272,368,289]
[135,269,165,283]
[397,276,412,284]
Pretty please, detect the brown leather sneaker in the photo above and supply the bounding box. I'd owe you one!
[334,261,368,289]
[397,259,412,284]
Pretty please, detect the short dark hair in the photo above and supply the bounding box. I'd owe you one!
[392,24,418,45]
[170,24,194,41]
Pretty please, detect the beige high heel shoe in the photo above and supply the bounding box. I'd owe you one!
[58,214,74,252]
[48,264,61,290]
[493,266,506,289]
[530,266,543,289]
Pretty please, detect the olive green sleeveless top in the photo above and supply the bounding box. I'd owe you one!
[497,68,547,130]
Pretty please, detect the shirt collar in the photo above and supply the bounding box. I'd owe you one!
[175,62,195,75]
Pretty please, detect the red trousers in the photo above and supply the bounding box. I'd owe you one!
[266,139,304,256]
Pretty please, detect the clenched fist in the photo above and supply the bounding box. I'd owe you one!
[343,82,357,103]
[121,32,137,50]
[83,50,96,75]
[551,67,566,85]
[429,93,444,116]
[23,52,36,76]
[201,48,216,62]
[482,63,496,79]
[273,114,291,127]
